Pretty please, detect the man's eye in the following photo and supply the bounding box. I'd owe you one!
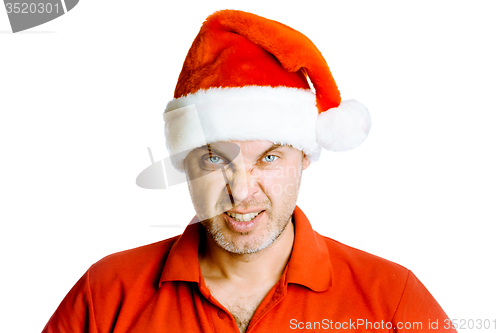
[208,156,225,164]
[263,155,278,162]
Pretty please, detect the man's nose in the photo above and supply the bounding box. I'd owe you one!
[225,170,256,205]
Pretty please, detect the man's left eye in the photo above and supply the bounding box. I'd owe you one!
[263,155,278,162]
[208,156,225,164]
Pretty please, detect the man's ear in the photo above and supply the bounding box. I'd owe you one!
[302,153,311,170]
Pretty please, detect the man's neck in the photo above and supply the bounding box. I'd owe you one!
[198,220,294,333]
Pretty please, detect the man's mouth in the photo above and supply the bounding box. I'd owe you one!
[225,211,263,222]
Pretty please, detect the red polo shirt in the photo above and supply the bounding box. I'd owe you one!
[43,207,455,332]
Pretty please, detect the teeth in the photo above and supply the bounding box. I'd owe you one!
[227,211,261,222]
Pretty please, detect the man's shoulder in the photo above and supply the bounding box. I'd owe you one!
[88,234,181,284]
[317,232,409,282]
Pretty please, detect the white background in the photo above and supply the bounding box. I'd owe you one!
[1,1,499,332]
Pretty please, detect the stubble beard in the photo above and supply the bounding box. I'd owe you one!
[200,177,302,255]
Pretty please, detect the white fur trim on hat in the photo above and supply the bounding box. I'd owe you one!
[164,86,321,171]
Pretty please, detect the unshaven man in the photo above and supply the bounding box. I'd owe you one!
[43,10,456,333]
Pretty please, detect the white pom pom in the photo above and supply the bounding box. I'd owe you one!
[316,99,371,151]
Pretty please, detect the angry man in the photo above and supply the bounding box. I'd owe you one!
[43,9,456,333]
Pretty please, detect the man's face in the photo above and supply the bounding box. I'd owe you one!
[184,141,310,254]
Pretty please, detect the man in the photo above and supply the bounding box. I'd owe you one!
[43,10,456,332]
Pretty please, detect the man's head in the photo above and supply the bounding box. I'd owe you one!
[184,141,310,254]
[162,10,371,252]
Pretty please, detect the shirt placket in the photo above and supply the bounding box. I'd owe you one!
[245,283,288,333]
[198,280,240,332]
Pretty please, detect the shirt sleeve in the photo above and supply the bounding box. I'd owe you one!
[42,268,98,333]
[391,270,456,332]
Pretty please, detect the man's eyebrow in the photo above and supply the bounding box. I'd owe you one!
[195,145,226,156]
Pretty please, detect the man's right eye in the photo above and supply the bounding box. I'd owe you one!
[203,155,227,165]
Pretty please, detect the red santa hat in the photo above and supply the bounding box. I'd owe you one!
[163,10,371,170]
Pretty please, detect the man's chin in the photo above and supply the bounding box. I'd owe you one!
[200,211,291,255]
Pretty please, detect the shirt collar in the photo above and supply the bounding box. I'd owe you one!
[159,207,333,292]
[285,206,333,292]
[159,216,203,286]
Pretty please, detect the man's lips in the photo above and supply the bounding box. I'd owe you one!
[224,210,264,222]
[223,211,265,233]
[225,208,265,215]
